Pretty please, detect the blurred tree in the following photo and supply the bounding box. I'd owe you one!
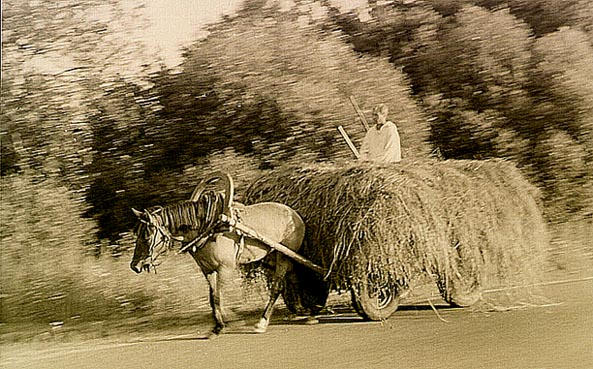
[5,0,593,242]
[449,6,533,105]
[530,27,593,219]
[159,0,430,168]
[2,0,162,242]
[532,131,592,220]
[475,0,593,42]
[327,1,593,220]
[489,0,582,37]
[84,76,163,241]
[533,27,593,142]
[422,6,536,158]
[571,0,593,44]
[79,0,432,240]
[1,0,155,194]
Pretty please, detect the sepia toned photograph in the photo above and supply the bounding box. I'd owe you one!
[1,1,592,368]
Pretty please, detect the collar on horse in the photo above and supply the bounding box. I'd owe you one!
[178,205,244,254]
[179,175,239,254]
[178,222,222,253]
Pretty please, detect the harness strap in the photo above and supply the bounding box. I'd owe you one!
[142,217,184,244]
[178,205,244,255]
[235,234,245,262]
[179,229,215,253]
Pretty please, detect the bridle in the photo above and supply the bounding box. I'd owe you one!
[135,194,226,269]
[139,209,183,271]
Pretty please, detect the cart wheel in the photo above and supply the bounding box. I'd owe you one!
[437,243,483,307]
[437,273,482,307]
[351,276,400,321]
[282,267,329,316]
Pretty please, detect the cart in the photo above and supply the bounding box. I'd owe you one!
[190,171,403,321]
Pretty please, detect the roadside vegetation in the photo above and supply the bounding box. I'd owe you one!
[1,0,592,330]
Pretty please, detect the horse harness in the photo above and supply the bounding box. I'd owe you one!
[138,210,182,267]
[142,194,249,262]
[178,205,246,260]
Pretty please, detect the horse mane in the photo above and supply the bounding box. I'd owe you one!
[150,192,225,233]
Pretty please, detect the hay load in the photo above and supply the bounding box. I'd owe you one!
[244,159,548,310]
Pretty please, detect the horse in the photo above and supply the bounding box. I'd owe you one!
[130,182,306,336]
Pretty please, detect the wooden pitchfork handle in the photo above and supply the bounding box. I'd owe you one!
[338,125,361,159]
[349,95,369,131]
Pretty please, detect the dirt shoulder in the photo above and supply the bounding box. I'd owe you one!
[2,220,591,354]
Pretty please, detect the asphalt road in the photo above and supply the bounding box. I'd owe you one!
[2,276,592,369]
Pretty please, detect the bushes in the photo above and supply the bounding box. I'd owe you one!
[1,174,95,321]
[0,175,183,322]
[330,1,593,222]
[0,163,265,323]
[0,169,245,325]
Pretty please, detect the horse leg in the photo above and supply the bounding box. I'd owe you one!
[205,271,226,336]
[254,256,291,333]
[207,265,243,336]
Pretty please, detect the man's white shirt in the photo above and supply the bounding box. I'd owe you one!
[360,121,402,163]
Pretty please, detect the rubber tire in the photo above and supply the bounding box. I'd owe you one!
[350,276,400,321]
[437,274,482,307]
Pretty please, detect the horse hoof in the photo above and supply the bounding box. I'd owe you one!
[253,326,267,334]
[254,318,269,333]
[208,325,225,339]
[207,331,221,340]
[304,317,320,325]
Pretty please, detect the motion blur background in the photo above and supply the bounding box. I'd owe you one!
[1,0,592,328]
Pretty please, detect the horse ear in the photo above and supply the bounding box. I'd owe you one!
[132,208,143,218]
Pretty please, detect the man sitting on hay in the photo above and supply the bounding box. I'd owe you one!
[360,103,402,163]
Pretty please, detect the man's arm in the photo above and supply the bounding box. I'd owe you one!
[360,131,371,159]
[380,122,401,162]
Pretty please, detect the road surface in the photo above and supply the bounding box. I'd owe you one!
[2,276,592,369]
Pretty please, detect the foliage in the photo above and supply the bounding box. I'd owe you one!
[0,174,95,321]
[1,0,593,323]
[475,0,591,37]
[0,174,219,322]
[155,1,431,166]
[1,0,156,196]
[328,0,593,220]
[83,76,166,241]
[79,1,433,239]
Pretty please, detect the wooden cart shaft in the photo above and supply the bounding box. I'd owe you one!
[220,214,326,275]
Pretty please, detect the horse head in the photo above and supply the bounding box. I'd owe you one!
[130,192,226,274]
[130,207,173,273]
